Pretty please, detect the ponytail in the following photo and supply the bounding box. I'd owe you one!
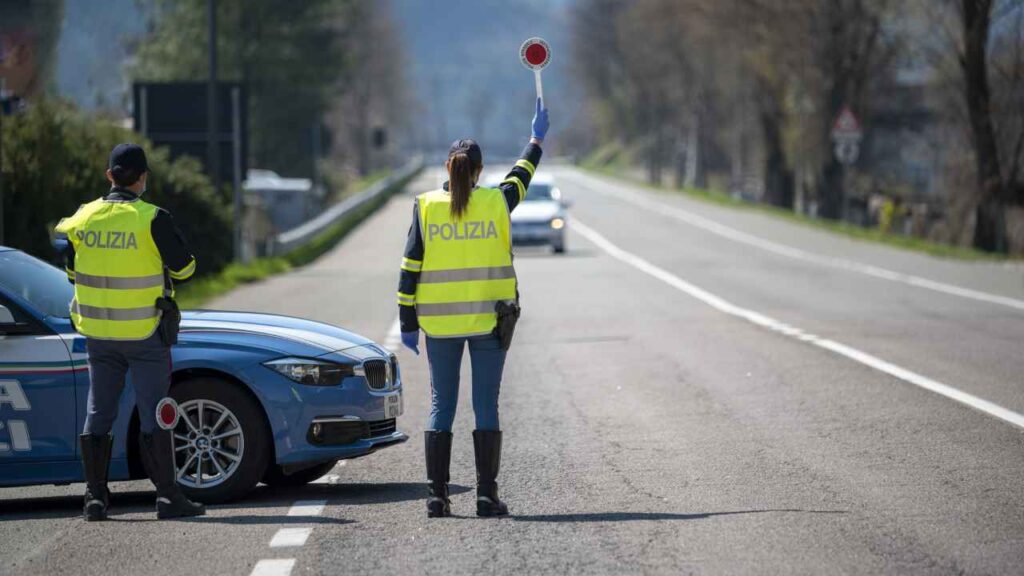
[448,152,476,220]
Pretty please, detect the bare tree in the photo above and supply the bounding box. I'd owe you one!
[959,0,1024,251]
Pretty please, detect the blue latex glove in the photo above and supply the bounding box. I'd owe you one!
[531,97,549,141]
[401,331,420,355]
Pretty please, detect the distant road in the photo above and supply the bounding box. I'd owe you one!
[2,166,1022,575]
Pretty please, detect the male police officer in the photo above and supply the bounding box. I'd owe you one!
[55,143,205,521]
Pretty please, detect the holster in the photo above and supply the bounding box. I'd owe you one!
[493,300,521,352]
[155,297,181,346]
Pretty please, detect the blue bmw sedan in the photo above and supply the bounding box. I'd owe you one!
[0,246,406,503]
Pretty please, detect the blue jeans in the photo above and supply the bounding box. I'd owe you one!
[425,334,506,432]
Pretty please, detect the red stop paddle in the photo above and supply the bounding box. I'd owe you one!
[520,37,551,105]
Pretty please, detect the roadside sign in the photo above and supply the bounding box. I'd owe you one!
[831,105,862,166]
[520,37,551,104]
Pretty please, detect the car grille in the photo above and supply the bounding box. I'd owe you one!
[363,359,389,390]
[308,418,398,445]
[368,419,397,438]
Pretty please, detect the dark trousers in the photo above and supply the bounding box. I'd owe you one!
[84,332,172,435]
[425,334,506,432]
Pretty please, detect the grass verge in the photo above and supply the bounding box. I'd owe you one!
[580,155,1010,262]
[175,166,420,308]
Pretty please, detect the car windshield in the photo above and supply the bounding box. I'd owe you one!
[524,184,553,202]
[0,250,74,318]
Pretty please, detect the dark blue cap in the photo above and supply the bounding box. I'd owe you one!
[108,143,148,174]
[448,139,482,166]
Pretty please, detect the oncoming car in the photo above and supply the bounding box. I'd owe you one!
[0,247,407,503]
[485,173,569,253]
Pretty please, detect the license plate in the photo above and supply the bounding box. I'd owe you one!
[383,392,403,419]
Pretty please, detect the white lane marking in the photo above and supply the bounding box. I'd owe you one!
[573,218,1024,430]
[287,500,326,517]
[270,527,313,548]
[311,474,341,485]
[384,315,402,352]
[569,171,1024,313]
[250,559,296,576]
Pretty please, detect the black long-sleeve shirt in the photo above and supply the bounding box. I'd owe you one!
[397,142,543,332]
[58,188,197,287]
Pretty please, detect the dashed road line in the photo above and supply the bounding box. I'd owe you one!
[570,170,1024,313]
[287,500,327,517]
[311,473,342,485]
[250,558,296,576]
[573,218,1024,430]
[270,527,313,548]
[254,498,329,574]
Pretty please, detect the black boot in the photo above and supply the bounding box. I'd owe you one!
[79,434,112,521]
[424,430,453,518]
[140,430,206,519]
[473,430,509,517]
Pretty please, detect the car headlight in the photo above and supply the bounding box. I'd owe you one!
[551,218,565,230]
[263,357,354,386]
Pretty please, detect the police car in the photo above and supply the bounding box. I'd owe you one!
[0,247,406,503]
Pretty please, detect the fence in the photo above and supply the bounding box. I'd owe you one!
[269,156,424,256]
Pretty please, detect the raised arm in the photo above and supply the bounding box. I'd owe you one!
[499,98,549,212]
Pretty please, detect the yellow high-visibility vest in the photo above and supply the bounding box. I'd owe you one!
[55,197,166,340]
[415,187,517,338]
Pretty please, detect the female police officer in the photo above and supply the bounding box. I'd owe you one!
[397,97,549,517]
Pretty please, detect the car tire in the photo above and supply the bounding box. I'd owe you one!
[170,377,272,504]
[262,461,338,488]
[553,238,566,254]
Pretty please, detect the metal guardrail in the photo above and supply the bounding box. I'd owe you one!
[270,156,424,256]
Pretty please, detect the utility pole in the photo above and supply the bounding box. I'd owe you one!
[0,76,5,247]
[231,87,243,262]
[207,0,220,190]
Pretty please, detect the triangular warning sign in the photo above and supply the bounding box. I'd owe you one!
[832,106,861,135]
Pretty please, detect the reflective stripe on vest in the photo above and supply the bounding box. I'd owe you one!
[72,271,165,290]
[55,197,165,340]
[72,301,160,321]
[418,265,516,284]
[414,187,517,338]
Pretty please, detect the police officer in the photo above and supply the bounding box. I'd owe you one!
[55,143,205,521]
[397,98,549,517]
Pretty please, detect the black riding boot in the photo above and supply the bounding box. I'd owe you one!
[424,430,453,518]
[79,434,112,521]
[140,430,206,519]
[473,430,509,517]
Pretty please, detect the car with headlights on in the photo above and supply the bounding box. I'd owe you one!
[0,246,406,503]
[486,172,569,253]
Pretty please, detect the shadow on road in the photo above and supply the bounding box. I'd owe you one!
[511,509,848,523]
[0,482,469,521]
[242,482,470,506]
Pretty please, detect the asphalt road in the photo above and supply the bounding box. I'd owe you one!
[2,165,1023,575]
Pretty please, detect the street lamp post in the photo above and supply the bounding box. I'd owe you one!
[0,76,5,247]
[207,0,219,190]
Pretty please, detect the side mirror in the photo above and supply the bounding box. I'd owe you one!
[0,304,35,336]
[561,199,574,208]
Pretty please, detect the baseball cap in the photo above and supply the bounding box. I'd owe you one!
[109,143,149,175]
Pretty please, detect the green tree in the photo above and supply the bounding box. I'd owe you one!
[130,0,358,178]
[1,100,232,271]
